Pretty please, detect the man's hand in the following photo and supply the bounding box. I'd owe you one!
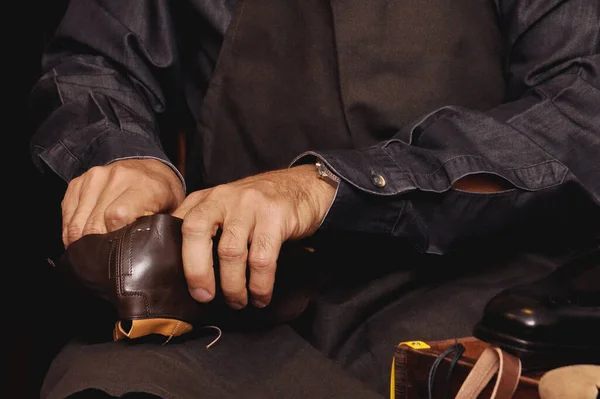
[62,159,185,247]
[171,164,336,310]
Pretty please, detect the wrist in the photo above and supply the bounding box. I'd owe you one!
[314,162,338,221]
[293,162,339,234]
[123,158,186,203]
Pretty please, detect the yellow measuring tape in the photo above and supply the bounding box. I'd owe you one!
[390,341,431,399]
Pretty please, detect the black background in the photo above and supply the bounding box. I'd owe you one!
[8,1,70,398]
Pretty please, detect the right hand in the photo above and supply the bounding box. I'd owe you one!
[61,159,185,247]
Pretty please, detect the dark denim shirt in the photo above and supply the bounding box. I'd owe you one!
[29,0,600,255]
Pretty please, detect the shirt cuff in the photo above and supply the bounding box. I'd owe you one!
[36,128,186,193]
[289,151,403,235]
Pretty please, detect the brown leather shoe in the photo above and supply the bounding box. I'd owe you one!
[56,214,318,342]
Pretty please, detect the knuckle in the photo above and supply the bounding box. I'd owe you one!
[107,162,128,174]
[221,218,246,241]
[217,244,247,263]
[181,216,211,237]
[247,253,274,273]
[69,174,83,185]
[86,165,108,179]
[66,224,83,242]
[186,191,203,203]
[248,234,278,270]
[104,206,132,225]
[201,186,228,204]
[248,282,271,298]
[147,179,174,199]
[240,187,265,203]
[82,223,104,236]
[189,200,218,219]
[108,162,141,181]
[210,184,232,197]
[104,219,131,233]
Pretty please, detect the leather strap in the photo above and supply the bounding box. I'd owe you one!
[455,346,522,399]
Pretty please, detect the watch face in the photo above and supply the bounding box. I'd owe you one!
[315,161,339,186]
[315,161,327,177]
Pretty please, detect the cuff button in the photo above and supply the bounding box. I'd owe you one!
[371,173,386,188]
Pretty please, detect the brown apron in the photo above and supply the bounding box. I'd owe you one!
[187,0,508,389]
[187,0,506,189]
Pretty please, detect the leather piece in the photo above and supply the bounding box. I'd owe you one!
[455,346,521,399]
[57,213,319,339]
[393,337,543,399]
[538,365,600,399]
[113,318,193,341]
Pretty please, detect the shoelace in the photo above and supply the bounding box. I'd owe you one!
[428,343,466,399]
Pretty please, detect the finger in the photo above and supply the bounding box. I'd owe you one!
[62,178,82,247]
[81,184,129,236]
[85,172,183,235]
[181,202,222,303]
[101,187,152,232]
[247,224,282,308]
[172,189,211,219]
[63,176,106,246]
[218,214,254,309]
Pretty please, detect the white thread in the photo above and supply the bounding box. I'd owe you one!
[162,321,182,345]
[160,324,222,348]
[202,325,223,349]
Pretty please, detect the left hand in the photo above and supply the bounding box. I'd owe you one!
[171,164,337,310]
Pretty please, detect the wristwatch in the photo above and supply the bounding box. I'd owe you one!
[315,160,340,188]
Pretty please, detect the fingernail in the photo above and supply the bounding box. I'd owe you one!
[252,300,267,309]
[190,288,213,302]
[228,302,245,310]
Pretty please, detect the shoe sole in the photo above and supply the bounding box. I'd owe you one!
[473,323,600,371]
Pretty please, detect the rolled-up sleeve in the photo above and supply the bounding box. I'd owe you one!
[293,0,600,254]
[28,0,185,188]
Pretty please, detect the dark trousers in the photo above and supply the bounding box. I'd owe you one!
[41,250,563,399]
